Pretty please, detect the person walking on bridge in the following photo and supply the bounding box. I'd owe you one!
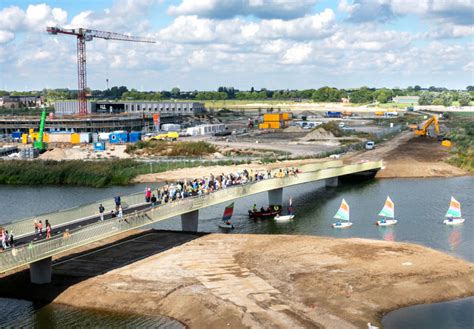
[99,204,105,221]
[46,221,52,239]
[38,220,43,237]
[115,195,121,211]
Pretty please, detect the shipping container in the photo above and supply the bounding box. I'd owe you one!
[92,133,99,143]
[48,132,72,143]
[281,113,292,121]
[71,133,80,144]
[268,121,281,129]
[11,132,21,139]
[109,132,128,143]
[326,111,343,118]
[93,142,106,151]
[98,132,110,141]
[161,124,181,132]
[259,123,269,129]
[375,111,385,116]
[22,134,28,144]
[79,132,91,144]
[263,114,282,122]
[129,132,142,143]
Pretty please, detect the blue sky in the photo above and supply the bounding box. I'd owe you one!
[0,0,473,91]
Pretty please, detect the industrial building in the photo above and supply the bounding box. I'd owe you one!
[0,115,153,134]
[0,96,44,108]
[54,101,205,116]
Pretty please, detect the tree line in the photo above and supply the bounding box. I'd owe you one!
[1,85,473,106]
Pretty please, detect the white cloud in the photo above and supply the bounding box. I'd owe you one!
[168,0,317,20]
[281,43,312,64]
[0,30,15,44]
[159,10,335,44]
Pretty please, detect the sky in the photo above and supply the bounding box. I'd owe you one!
[0,0,473,91]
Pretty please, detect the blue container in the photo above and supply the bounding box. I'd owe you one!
[11,132,22,139]
[109,132,128,144]
[129,131,142,143]
[94,142,106,151]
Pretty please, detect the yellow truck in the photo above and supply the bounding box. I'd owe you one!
[149,131,179,141]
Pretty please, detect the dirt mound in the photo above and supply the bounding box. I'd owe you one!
[300,127,335,141]
[39,148,66,160]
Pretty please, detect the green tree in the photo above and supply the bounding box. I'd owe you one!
[418,92,434,105]
[349,87,374,104]
[458,92,471,106]
[312,87,345,102]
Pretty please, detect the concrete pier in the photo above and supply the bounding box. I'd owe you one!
[181,210,199,232]
[325,177,338,187]
[30,257,52,284]
[268,188,283,205]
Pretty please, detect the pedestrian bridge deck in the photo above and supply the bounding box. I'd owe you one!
[0,160,382,274]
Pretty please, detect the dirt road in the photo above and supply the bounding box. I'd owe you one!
[52,233,474,328]
[346,131,469,178]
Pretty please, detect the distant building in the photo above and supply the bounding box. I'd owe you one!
[0,96,44,108]
[393,96,420,104]
[54,100,205,116]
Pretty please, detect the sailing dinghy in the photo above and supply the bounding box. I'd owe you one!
[443,197,465,225]
[218,202,235,229]
[376,196,397,226]
[332,199,352,228]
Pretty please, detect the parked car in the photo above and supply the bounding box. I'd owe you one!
[365,141,375,150]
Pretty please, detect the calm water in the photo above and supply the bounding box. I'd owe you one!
[0,298,184,328]
[382,297,474,329]
[0,177,472,327]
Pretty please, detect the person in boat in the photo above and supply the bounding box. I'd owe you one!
[336,221,341,226]
[260,206,265,213]
[266,207,272,212]
[381,218,386,224]
[448,216,453,222]
[252,204,257,212]
[288,206,293,215]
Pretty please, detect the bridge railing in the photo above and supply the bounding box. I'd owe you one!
[2,160,342,239]
[0,160,381,273]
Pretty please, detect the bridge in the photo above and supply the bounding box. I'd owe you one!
[0,160,382,284]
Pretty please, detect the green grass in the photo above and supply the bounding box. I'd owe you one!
[126,140,217,156]
[447,121,474,172]
[0,158,246,187]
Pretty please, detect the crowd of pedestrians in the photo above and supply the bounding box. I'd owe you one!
[2,166,301,253]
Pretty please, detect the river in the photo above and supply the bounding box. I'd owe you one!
[0,176,472,327]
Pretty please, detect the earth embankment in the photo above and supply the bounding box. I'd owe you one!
[52,233,474,328]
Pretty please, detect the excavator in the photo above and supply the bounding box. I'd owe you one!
[415,115,439,137]
[415,115,451,147]
[33,109,47,152]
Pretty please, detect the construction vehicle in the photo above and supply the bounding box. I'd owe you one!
[149,131,179,141]
[415,115,439,137]
[33,109,47,152]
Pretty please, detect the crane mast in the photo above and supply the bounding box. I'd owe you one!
[47,27,155,115]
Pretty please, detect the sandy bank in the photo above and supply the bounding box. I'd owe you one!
[53,234,474,328]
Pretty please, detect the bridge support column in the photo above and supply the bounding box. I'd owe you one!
[325,177,338,187]
[181,210,199,232]
[268,188,283,205]
[30,257,52,284]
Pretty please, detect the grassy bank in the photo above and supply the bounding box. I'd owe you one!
[447,121,474,172]
[126,141,217,156]
[0,159,242,187]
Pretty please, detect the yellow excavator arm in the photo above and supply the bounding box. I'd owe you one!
[415,116,439,136]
